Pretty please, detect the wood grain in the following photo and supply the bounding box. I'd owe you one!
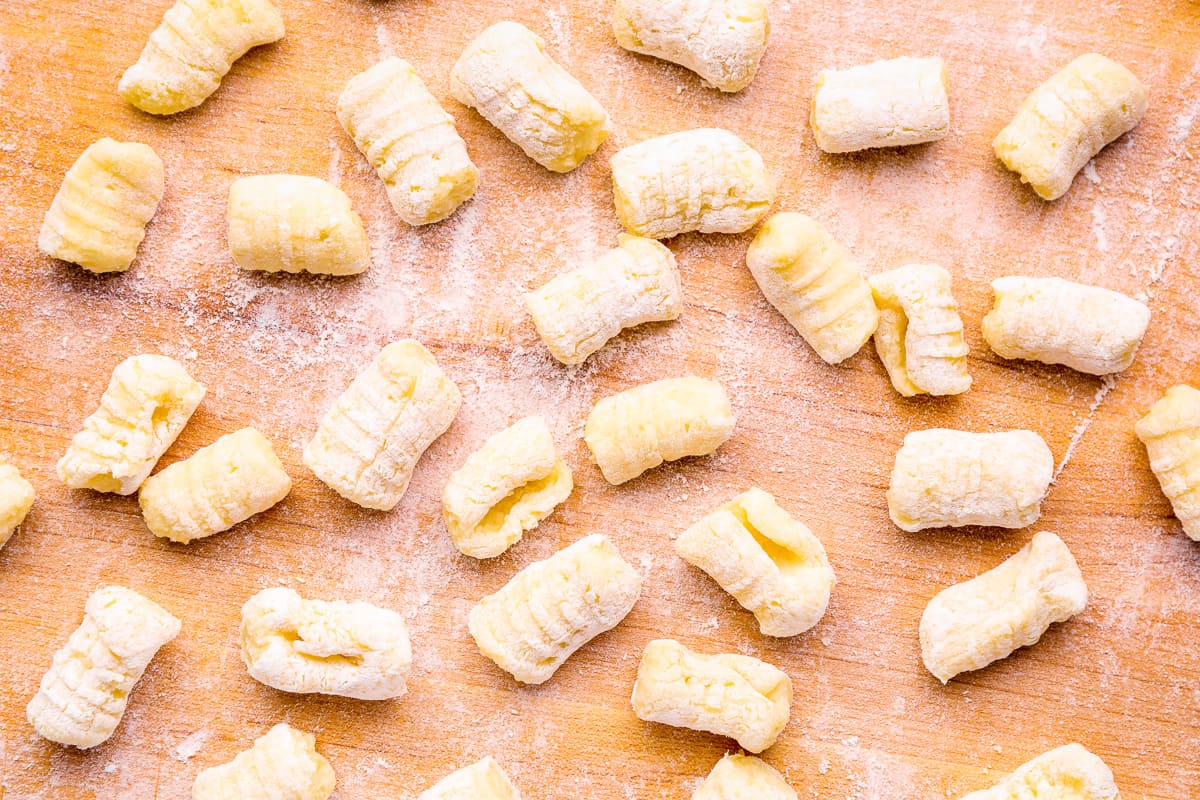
[2,0,1199,797]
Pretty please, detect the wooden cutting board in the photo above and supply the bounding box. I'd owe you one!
[2,0,1199,797]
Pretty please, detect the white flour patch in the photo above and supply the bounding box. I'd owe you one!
[375,23,397,58]
[1091,204,1109,252]
[545,4,571,55]
[173,729,211,762]
[1082,161,1101,184]
[1053,374,1116,482]
[327,137,342,188]
[1013,23,1048,56]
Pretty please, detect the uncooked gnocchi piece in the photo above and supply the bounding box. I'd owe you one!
[744,212,878,364]
[303,340,461,510]
[611,128,775,239]
[870,263,971,397]
[888,429,1054,532]
[442,416,573,559]
[240,587,411,700]
[584,376,735,485]
[631,638,791,753]
[693,754,797,800]
[57,355,205,495]
[675,488,834,637]
[959,743,1119,800]
[920,531,1087,683]
[524,234,682,365]
[993,53,1148,200]
[0,456,35,549]
[337,58,479,225]
[227,175,370,275]
[612,0,769,93]
[138,427,291,543]
[192,723,335,800]
[468,534,642,684]
[983,276,1150,375]
[118,0,285,115]
[26,585,180,749]
[38,138,165,273]
[418,757,522,800]
[1135,384,1200,541]
[810,56,950,153]
[450,21,610,172]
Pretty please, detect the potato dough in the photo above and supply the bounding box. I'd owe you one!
[693,754,797,800]
[192,723,335,800]
[418,757,521,800]
[958,743,1119,800]
[1135,384,1200,541]
[0,456,34,549]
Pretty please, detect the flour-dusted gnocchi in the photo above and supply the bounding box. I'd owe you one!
[418,757,522,800]
[959,743,1119,800]
[450,21,610,172]
[442,416,573,559]
[57,355,205,495]
[631,638,791,753]
[870,264,971,397]
[227,175,370,275]
[675,489,834,637]
[303,340,461,510]
[810,56,950,153]
[584,376,735,485]
[240,587,411,700]
[744,212,878,364]
[0,456,35,549]
[920,532,1087,683]
[119,0,285,115]
[888,429,1054,532]
[192,723,335,800]
[337,58,479,226]
[26,585,180,749]
[993,53,1148,200]
[611,128,775,239]
[693,754,797,800]
[982,276,1150,376]
[524,234,682,365]
[139,427,291,543]
[1135,384,1200,541]
[468,534,642,684]
[38,138,165,273]
[612,0,769,93]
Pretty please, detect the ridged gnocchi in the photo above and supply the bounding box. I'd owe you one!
[303,340,461,510]
[442,416,573,559]
[693,754,797,800]
[192,723,335,800]
[959,743,1119,800]
[524,234,682,365]
[1135,384,1200,541]
[468,534,642,684]
[418,757,522,800]
[337,58,479,226]
[0,456,35,549]
[139,427,292,543]
[38,138,165,273]
[26,585,180,749]
[450,21,610,172]
[58,355,205,495]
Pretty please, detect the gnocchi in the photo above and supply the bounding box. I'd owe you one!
[888,429,1054,532]
[920,531,1087,683]
[57,354,205,495]
[418,757,521,800]
[0,456,35,549]
[227,175,370,275]
[631,638,791,754]
[744,212,879,364]
[26,585,180,749]
[611,0,769,93]
[468,534,641,684]
[139,427,292,543]
[959,743,1119,800]
[1135,384,1200,541]
[38,138,164,273]
[993,53,1147,200]
[303,340,461,510]
[584,376,735,485]
[524,233,682,365]
[192,723,335,800]
[450,21,610,172]
[675,488,834,637]
[337,58,479,226]
[442,416,573,559]
[810,56,950,153]
[870,263,971,397]
[982,276,1150,375]
[693,754,797,800]
[119,0,285,115]
[240,587,411,700]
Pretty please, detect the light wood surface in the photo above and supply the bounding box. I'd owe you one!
[2,1,1199,797]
